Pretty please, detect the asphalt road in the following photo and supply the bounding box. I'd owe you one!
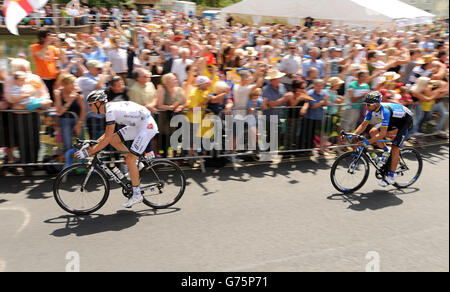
[0,144,448,272]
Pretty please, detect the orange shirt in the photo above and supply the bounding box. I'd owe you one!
[30,44,60,80]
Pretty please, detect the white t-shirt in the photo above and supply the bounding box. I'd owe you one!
[171,58,193,84]
[280,54,302,84]
[232,84,252,119]
[107,48,128,74]
[105,101,152,127]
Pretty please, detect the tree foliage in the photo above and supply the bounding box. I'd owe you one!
[189,0,242,8]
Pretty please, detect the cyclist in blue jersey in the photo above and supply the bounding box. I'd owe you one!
[353,91,414,186]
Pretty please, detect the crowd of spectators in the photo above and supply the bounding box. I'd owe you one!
[0,9,449,175]
[0,3,168,26]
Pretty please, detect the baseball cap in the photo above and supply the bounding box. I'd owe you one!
[196,76,212,86]
[64,38,76,48]
[86,60,103,69]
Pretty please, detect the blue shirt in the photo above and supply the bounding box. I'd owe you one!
[419,41,435,53]
[82,47,109,63]
[77,73,105,118]
[305,89,327,120]
[302,59,325,78]
[262,83,287,118]
[247,97,264,117]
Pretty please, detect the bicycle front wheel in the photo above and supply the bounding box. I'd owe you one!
[394,147,423,189]
[53,164,110,216]
[140,160,186,209]
[330,151,370,194]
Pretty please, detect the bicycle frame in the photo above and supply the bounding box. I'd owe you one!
[343,131,392,174]
[351,147,384,172]
[83,155,130,190]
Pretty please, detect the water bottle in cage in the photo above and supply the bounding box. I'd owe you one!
[370,152,379,164]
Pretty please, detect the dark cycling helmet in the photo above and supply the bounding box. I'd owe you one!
[86,90,108,103]
[363,91,383,104]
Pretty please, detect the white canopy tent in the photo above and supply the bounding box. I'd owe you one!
[221,0,435,26]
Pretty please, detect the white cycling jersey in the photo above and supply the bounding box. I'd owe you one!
[105,101,159,156]
[105,101,151,127]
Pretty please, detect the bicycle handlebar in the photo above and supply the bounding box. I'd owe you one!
[74,138,99,150]
[340,130,366,142]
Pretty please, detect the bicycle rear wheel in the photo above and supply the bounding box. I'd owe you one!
[330,151,370,194]
[140,160,186,209]
[53,164,110,215]
[394,148,423,189]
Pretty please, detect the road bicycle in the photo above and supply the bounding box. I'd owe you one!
[53,139,186,215]
[330,131,423,194]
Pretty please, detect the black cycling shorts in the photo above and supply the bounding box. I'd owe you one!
[377,115,413,148]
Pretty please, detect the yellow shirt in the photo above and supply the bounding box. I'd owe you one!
[226,68,241,85]
[128,82,156,106]
[420,99,435,112]
[204,69,219,87]
[186,87,209,123]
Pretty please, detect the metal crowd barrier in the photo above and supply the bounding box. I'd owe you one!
[0,13,156,28]
[0,99,448,174]
[0,109,68,169]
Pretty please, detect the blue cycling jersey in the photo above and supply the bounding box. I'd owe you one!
[365,103,412,128]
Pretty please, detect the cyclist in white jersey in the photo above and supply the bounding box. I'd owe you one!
[75,90,159,208]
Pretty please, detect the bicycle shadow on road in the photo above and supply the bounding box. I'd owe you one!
[326,187,419,211]
[44,208,180,237]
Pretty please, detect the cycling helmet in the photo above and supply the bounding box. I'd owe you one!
[86,90,108,103]
[363,91,383,104]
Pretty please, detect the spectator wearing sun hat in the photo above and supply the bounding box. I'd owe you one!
[407,54,438,86]
[261,69,294,147]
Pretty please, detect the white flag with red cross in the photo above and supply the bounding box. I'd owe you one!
[3,0,50,35]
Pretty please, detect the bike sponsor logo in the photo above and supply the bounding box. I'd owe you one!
[100,164,122,184]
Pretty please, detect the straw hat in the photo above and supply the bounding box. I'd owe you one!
[348,64,362,72]
[383,71,401,82]
[416,54,438,65]
[234,48,245,57]
[245,47,258,57]
[261,45,274,52]
[327,77,345,88]
[265,69,286,80]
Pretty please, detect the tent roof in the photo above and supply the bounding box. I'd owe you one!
[222,0,434,23]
